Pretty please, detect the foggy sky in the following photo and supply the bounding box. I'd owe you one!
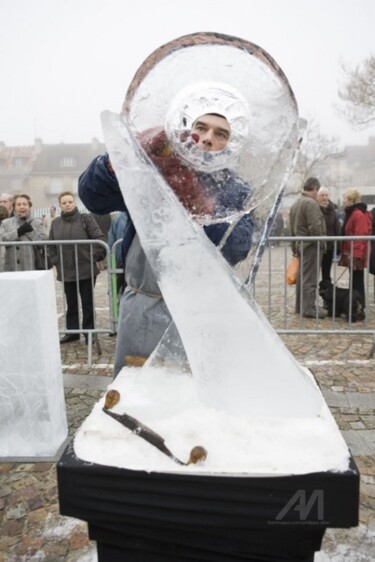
[1,0,374,148]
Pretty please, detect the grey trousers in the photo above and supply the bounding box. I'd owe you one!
[295,244,321,315]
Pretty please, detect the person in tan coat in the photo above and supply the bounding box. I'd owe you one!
[289,177,326,318]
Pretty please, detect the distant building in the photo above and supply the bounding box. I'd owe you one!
[0,142,37,194]
[0,138,105,209]
[1,136,374,212]
[281,136,375,212]
[311,136,375,208]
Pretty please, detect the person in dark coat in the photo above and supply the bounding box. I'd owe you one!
[369,207,375,276]
[79,109,254,377]
[90,212,111,270]
[270,212,284,246]
[48,191,106,344]
[317,187,340,283]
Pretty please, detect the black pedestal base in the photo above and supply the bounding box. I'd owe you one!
[57,441,359,562]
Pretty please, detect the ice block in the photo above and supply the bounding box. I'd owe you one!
[0,270,67,457]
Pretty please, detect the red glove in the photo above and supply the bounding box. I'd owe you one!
[137,127,169,156]
[137,127,215,216]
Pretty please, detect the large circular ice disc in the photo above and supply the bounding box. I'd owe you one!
[123,32,299,218]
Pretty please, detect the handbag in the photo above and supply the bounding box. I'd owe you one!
[34,245,53,270]
[286,256,299,285]
[338,253,350,268]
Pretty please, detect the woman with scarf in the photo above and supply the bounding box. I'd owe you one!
[0,193,47,271]
[339,188,372,311]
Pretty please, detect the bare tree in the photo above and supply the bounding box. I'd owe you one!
[285,119,339,198]
[338,55,375,129]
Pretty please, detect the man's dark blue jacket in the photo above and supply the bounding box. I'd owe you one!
[78,153,254,267]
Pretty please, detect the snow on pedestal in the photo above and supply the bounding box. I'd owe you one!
[74,366,351,475]
[0,271,67,457]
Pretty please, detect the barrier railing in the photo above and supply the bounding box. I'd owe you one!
[0,239,114,367]
[1,235,374,366]
[255,235,375,357]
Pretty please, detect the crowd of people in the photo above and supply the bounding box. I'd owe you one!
[0,177,375,348]
[0,190,108,344]
[1,74,374,386]
[0,170,374,372]
[289,178,373,320]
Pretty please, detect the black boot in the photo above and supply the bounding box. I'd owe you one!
[60,334,80,344]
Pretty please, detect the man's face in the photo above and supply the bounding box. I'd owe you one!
[0,195,12,213]
[317,191,329,205]
[191,114,231,152]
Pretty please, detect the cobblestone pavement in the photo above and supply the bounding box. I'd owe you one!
[1,249,374,561]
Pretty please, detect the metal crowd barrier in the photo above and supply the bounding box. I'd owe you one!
[1,235,374,366]
[255,235,375,357]
[110,234,375,356]
[0,239,114,368]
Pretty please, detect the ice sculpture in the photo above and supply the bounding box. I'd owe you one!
[59,35,358,562]
[0,271,67,457]
[102,32,324,418]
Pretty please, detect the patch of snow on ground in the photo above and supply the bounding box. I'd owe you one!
[43,512,82,538]
[76,548,98,562]
[316,525,375,562]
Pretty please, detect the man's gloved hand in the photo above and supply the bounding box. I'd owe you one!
[137,127,169,156]
[17,222,33,237]
[138,127,215,216]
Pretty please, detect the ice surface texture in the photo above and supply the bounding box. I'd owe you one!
[102,111,322,418]
[101,33,323,418]
[0,271,67,456]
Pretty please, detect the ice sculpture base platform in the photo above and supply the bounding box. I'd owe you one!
[57,442,359,562]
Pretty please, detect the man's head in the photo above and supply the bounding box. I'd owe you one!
[0,205,9,221]
[0,193,13,213]
[191,113,231,152]
[317,186,329,207]
[50,205,57,217]
[303,177,321,199]
[165,81,249,172]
